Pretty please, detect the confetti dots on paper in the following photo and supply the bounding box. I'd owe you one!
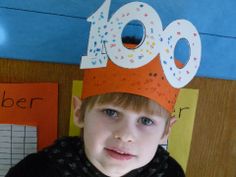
[81,1,201,89]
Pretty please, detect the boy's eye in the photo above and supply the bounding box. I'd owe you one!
[139,117,154,126]
[103,109,118,118]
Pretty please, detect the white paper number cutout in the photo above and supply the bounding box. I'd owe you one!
[80,0,201,88]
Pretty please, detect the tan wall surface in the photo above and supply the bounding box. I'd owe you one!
[187,78,236,177]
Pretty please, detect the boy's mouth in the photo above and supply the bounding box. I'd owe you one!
[104,147,136,160]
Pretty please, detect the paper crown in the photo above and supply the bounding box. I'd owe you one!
[81,53,180,113]
[80,1,202,113]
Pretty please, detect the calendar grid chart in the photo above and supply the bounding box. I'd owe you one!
[0,124,37,177]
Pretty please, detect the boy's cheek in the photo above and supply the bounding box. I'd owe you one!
[138,122,166,136]
[84,117,110,135]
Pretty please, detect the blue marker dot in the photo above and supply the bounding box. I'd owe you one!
[92,61,96,65]
[163,61,167,64]
[140,4,144,7]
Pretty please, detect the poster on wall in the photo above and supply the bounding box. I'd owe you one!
[69,80,199,172]
[0,83,58,175]
[169,88,199,171]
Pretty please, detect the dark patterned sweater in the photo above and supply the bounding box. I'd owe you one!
[6,137,185,177]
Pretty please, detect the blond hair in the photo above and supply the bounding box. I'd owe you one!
[80,92,170,121]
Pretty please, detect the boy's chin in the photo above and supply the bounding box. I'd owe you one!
[93,160,135,177]
[98,161,144,177]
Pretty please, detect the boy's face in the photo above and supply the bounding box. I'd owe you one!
[75,98,172,177]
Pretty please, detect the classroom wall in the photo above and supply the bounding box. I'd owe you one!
[187,78,236,177]
[0,57,235,177]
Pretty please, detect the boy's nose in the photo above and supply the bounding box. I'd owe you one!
[113,133,134,143]
[113,124,136,143]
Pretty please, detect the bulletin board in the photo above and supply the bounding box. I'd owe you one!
[0,57,235,177]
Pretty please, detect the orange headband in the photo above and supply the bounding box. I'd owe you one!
[81,53,180,113]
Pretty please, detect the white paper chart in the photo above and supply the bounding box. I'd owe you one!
[0,124,37,176]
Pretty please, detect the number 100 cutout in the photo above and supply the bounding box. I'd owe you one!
[80,0,201,88]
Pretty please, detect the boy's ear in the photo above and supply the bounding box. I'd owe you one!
[160,116,177,144]
[72,96,84,128]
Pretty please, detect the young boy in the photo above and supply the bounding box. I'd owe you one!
[6,56,185,177]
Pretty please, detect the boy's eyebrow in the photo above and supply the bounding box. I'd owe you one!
[95,104,123,111]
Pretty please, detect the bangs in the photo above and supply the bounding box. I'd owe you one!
[81,93,170,118]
